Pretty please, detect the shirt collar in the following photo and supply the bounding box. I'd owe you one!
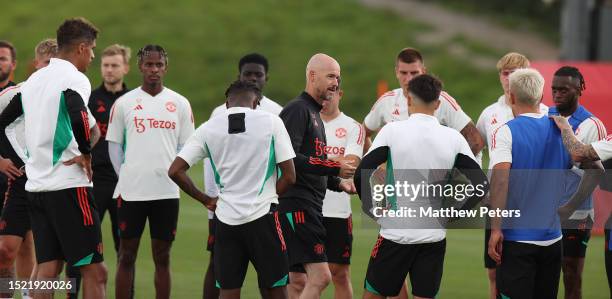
[99,82,128,95]
[300,91,323,110]
[409,113,439,122]
[50,58,78,72]
[226,106,253,113]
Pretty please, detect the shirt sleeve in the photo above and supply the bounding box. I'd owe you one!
[576,117,607,143]
[177,125,209,166]
[368,124,391,154]
[272,115,296,163]
[437,92,472,131]
[345,121,365,158]
[489,125,513,167]
[592,136,612,161]
[105,100,125,144]
[363,96,386,131]
[178,98,195,146]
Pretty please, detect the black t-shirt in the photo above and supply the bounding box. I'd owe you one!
[278,91,341,215]
[88,83,129,182]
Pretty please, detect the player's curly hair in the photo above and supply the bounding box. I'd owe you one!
[224,80,262,101]
[137,44,168,65]
[554,66,586,92]
[56,17,98,50]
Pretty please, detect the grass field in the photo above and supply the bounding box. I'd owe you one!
[2,0,609,298]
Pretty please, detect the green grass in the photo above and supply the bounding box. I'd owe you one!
[2,0,608,298]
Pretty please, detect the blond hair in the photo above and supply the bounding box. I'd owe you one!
[496,52,530,72]
[102,44,131,64]
[509,68,544,106]
[35,38,58,58]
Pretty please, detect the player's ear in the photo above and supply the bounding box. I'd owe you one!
[509,92,516,105]
[406,93,413,107]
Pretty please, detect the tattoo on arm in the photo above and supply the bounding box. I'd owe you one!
[561,128,600,161]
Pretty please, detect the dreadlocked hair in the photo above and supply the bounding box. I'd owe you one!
[137,44,168,65]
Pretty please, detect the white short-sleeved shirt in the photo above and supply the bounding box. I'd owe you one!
[204,95,282,219]
[19,58,97,191]
[322,112,365,218]
[593,135,612,161]
[106,86,194,201]
[369,113,475,244]
[364,88,472,133]
[476,95,549,167]
[178,107,295,225]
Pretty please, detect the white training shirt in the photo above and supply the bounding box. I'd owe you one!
[0,83,97,164]
[106,86,194,201]
[178,107,295,225]
[322,112,364,218]
[19,58,97,191]
[476,95,548,168]
[369,113,475,244]
[364,88,472,132]
[204,96,282,219]
[593,135,612,161]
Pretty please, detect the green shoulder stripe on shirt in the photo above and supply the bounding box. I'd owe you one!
[53,92,74,165]
[204,142,223,189]
[258,137,277,195]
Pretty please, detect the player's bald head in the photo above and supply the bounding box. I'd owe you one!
[306,53,340,77]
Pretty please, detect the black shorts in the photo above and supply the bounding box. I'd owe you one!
[207,216,217,252]
[496,240,562,299]
[279,208,327,271]
[0,176,30,237]
[117,197,179,241]
[323,216,352,264]
[28,187,104,266]
[214,211,289,289]
[92,178,117,221]
[364,236,446,298]
[561,218,592,258]
[484,216,496,269]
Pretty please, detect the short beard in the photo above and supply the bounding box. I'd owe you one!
[104,78,122,86]
[0,71,10,83]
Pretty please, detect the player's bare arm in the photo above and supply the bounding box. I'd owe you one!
[552,115,601,162]
[90,123,101,148]
[559,160,604,220]
[487,162,510,265]
[276,159,296,196]
[168,157,217,211]
[460,122,485,155]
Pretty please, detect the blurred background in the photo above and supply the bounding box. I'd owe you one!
[1,0,611,298]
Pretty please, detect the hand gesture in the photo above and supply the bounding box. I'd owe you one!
[63,154,92,182]
[0,158,23,180]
